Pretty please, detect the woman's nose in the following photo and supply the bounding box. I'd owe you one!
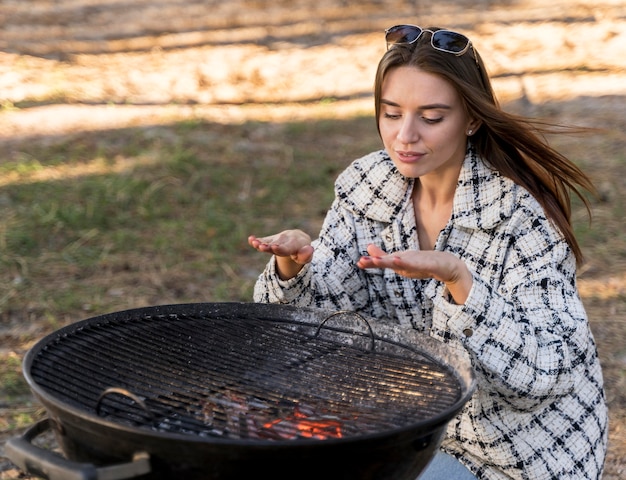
[397,117,420,145]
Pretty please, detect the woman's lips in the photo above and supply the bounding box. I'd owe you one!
[396,150,424,163]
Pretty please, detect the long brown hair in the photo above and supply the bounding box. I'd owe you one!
[374,27,596,264]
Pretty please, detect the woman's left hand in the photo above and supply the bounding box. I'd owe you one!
[357,244,473,304]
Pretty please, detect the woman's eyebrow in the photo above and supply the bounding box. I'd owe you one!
[380,99,451,110]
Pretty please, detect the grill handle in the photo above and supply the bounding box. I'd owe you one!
[96,387,155,421]
[316,311,376,351]
[5,418,151,480]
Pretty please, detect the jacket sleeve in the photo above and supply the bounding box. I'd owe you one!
[429,211,592,411]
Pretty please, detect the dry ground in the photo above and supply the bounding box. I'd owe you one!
[1,0,625,478]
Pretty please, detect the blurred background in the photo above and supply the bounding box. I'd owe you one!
[2,0,625,136]
[0,0,625,478]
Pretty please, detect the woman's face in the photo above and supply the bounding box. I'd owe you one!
[378,65,476,180]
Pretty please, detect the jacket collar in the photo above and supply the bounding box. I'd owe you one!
[336,146,517,230]
[452,145,518,230]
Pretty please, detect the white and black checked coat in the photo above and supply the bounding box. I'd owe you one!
[253,146,609,479]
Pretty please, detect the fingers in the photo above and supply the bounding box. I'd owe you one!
[248,231,313,259]
[248,235,274,253]
[358,247,464,284]
[366,244,386,258]
[356,244,386,268]
[248,234,287,253]
[358,244,430,277]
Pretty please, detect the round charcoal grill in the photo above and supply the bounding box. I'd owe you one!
[7,302,475,480]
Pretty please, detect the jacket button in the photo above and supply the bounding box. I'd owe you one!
[463,328,473,337]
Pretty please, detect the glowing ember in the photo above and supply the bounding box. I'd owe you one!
[199,394,348,440]
[261,405,343,440]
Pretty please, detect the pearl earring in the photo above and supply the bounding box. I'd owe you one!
[467,129,473,136]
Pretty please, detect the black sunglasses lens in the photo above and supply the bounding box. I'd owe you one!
[386,25,422,45]
[431,31,469,53]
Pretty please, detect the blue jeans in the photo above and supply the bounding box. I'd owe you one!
[417,451,478,479]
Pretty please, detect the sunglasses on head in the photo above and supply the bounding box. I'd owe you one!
[385,25,472,56]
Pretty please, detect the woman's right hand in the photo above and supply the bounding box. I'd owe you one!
[248,230,314,280]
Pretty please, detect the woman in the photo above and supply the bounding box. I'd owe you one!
[248,26,608,479]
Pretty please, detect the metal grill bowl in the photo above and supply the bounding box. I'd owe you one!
[7,302,475,480]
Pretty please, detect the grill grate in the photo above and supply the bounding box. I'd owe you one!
[30,309,462,441]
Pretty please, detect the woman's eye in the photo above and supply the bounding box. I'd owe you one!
[423,117,443,124]
[383,112,401,119]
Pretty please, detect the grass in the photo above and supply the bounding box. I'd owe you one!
[0,354,29,400]
[0,116,381,327]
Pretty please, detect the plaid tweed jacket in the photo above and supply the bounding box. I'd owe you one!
[253,146,608,479]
